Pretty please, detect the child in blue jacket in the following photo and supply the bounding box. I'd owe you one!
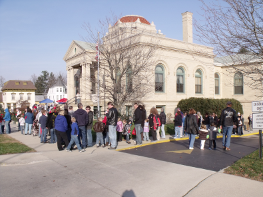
[66,117,85,152]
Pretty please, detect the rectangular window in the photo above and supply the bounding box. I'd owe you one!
[20,94,24,100]
[215,79,219,94]
[60,95,62,99]
[27,94,31,100]
[60,88,62,92]
[195,77,202,93]
[57,88,59,92]
[57,95,59,101]
[155,73,164,92]
[156,105,165,114]
[12,94,15,100]
[177,75,184,93]
[234,78,243,94]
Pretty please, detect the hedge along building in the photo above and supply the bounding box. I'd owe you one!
[64,12,257,119]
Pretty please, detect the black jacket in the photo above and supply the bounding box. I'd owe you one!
[184,114,199,135]
[133,107,143,125]
[220,107,237,127]
[47,112,57,129]
[87,111,93,129]
[73,109,89,126]
[148,114,154,129]
[64,114,72,129]
[106,107,118,126]
[160,112,166,125]
[203,116,210,125]
[174,114,182,126]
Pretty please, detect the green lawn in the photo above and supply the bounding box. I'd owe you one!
[224,148,263,182]
[0,134,35,155]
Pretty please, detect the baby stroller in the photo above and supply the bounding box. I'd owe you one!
[32,119,39,136]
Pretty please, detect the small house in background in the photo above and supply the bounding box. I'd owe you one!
[0,92,3,107]
[1,80,36,111]
[47,78,67,103]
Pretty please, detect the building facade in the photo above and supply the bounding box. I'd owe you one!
[47,78,67,102]
[64,12,259,119]
[1,80,36,111]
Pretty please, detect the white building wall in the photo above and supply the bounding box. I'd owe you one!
[47,86,67,102]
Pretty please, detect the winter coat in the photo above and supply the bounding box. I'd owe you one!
[203,116,210,125]
[106,107,118,126]
[39,115,48,129]
[47,113,57,129]
[184,114,199,135]
[148,114,154,129]
[25,112,34,124]
[93,122,105,132]
[174,113,182,127]
[64,114,72,129]
[3,108,11,121]
[220,107,237,127]
[73,109,89,126]
[199,129,208,140]
[19,117,25,126]
[123,124,131,135]
[86,111,94,129]
[133,107,143,125]
[153,115,161,130]
[208,126,218,140]
[160,112,166,125]
[71,122,80,135]
[116,121,123,132]
[54,115,68,132]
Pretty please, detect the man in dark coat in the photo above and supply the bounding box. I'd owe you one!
[133,103,143,145]
[106,102,118,150]
[73,103,89,149]
[160,108,166,138]
[220,101,237,151]
[86,106,94,147]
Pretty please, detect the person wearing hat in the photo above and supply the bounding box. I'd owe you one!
[220,101,237,151]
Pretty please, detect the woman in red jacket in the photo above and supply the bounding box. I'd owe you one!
[102,109,109,146]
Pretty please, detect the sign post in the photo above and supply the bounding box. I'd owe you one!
[252,100,263,159]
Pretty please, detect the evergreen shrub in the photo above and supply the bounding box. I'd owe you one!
[177,97,243,116]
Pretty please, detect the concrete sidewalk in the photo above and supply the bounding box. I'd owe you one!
[0,124,262,197]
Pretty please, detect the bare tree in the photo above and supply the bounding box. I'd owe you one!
[30,74,38,85]
[56,71,67,86]
[195,0,263,96]
[82,15,158,112]
[0,75,5,89]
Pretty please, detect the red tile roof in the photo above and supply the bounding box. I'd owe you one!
[1,80,36,91]
[116,15,150,25]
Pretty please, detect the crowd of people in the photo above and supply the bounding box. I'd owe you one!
[0,100,253,152]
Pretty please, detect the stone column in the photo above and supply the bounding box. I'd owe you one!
[67,67,74,100]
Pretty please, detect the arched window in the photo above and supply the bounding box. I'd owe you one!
[155,65,164,92]
[195,69,202,94]
[215,73,220,95]
[234,72,243,94]
[126,65,132,92]
[177,67,185,93]
[74,48,76,54]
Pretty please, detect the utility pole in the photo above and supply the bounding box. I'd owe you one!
[97,32,100,118]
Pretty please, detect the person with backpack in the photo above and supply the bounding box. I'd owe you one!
[148,108,158,142]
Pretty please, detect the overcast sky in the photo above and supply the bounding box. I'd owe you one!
[0,0,212,82]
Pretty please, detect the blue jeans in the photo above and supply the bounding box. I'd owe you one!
[39,124,41,137]
[40,128,47,143]
[222,126,233,148]
[50,128,57,143]
[161,124,165,138]
[104,132,109,144]
[189,134,196,148]
[143,132,149,141]
[21,125,24,134]
[206,125,210,130]
[126,134,130,141]
[96,132,103,145]
[87,128,93,147]
[5,121,11,134]
[174,126,180,138]
[0,124,2,134]
[67,135,81,151]
[134,124,142,145]
[109,125,117,148]
[25,123,32,135]
[18,122,21,130]
[79,126,87,148]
